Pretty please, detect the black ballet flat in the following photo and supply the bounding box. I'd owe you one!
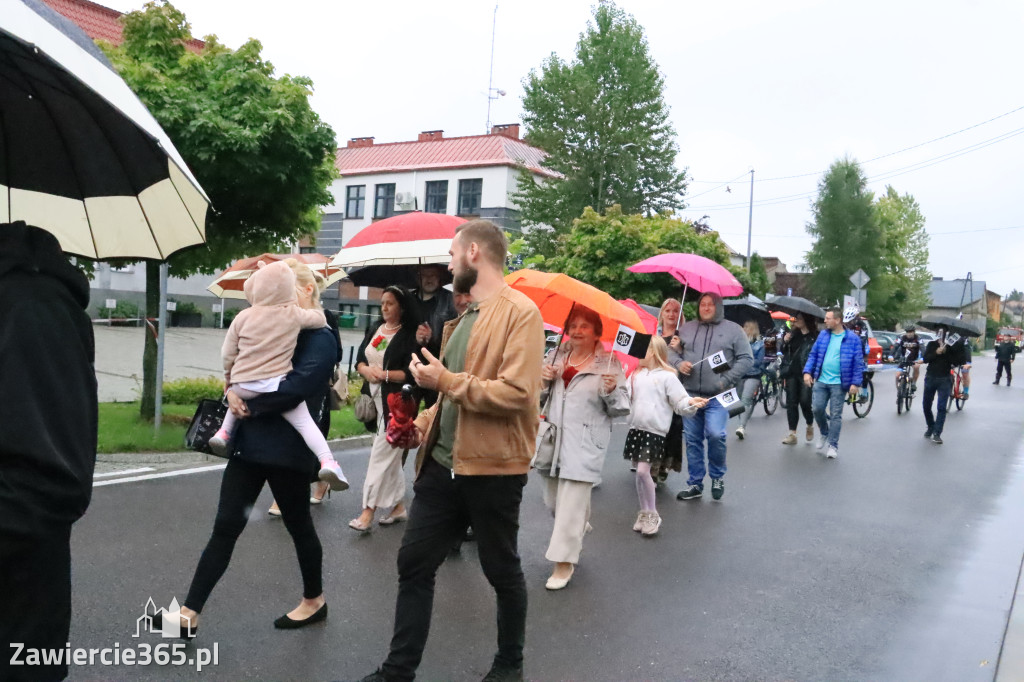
[150,611,198,640]
[273,603,327,629]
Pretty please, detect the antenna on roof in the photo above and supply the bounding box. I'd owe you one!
[485,5,505,134]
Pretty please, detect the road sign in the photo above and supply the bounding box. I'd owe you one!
[849,269,870,289]
[850,288,867,309]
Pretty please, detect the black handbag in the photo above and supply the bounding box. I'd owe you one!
[185,398,228,456]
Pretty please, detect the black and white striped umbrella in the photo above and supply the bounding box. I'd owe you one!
[0,0,209,259]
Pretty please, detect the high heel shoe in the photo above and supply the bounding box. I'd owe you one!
[150,611,198,640]
[310,486,331,505]
[273,603,327,629]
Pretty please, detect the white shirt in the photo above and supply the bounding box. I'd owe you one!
[627,367,699,436]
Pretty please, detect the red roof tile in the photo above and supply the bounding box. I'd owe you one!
[41,0,204,52]
[334,134,560,179]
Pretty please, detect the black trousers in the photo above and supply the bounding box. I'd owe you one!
[923,374,952,436]
[785,375,813,431]
[381,457,528,681]
[0,526,72,681]
[185,457,322,613]
[996,360,1012,384]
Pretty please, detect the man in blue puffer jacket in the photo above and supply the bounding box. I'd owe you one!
[802,307,865,459]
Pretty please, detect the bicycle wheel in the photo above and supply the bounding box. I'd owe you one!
[904,387,913,412]
[853,379,874,417]
[778,377,788,409]
[954,372,966,411]
[762,379,779,415]
[896,374,905,415]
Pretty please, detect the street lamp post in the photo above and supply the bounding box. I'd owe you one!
[745,168,754,272]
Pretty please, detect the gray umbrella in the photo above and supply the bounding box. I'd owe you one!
[917,315,982,338]
[724,295,773,335]
[767,295,826,322]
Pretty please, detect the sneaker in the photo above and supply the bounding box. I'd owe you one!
[924,429,933,439]
[677,484,703,501]
[931,434,943,445]
[641,512,662,536]
[782,432,797,445]
[633,511,647,532]
[207,432,229,457]
[816,435,828,452]
[910,384,917,395]
[825,446,838,459]
[481,663,524,682]
[962,387,969,396]
[711,478,725,500]
[357,670,389,682]
[805,425,815,442]
[318,460,350,492]
[735,427,745,440]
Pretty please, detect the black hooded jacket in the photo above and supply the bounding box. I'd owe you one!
[0,222,97,538]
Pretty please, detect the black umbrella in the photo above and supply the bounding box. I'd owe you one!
[917,315,982,338]
[767,295,826,322]
[724,295,773,335]
[1,0,209,259]
[344,264,453,290]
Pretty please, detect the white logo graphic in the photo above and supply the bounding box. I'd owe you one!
[715,387,739,406]
[134,597,195,639]
[612,324,636,353]
[945,332,961,346]
[708,350,727,368]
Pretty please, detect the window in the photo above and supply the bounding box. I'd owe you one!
[457,178,482,216]
[424,181,448,214]
[345,185,365,219]
[374,183,396,219]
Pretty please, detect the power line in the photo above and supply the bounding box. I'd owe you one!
[688,103,1024,184]
[713,224,1024,241]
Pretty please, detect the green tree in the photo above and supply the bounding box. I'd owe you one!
[544,206,745,306]
[516,1,687,258]
[100,1,337,418]
[805,158,882,307]
[746,253,771,300]
[871,186,931,328]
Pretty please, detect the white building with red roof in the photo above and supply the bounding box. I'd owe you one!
[317,124,556,253]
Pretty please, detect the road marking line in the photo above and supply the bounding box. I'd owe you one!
[93,467,155,478]
[93,463,227,487]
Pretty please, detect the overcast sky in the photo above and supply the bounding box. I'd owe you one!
[104,0,1024,299]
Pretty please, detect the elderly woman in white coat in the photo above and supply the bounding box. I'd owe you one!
[537,306,630,590]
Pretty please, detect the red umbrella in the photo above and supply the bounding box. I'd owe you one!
[208,253,345,299]
[330,212,466,288]
[628,253,744,299]
[618,299,658,334]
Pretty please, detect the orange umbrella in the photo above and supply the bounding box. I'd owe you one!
[208,253,346,299]
[504,270,645,343]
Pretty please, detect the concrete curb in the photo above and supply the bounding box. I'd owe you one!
[96,434,375,464]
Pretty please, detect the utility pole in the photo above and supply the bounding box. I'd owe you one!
[745,169,754,272]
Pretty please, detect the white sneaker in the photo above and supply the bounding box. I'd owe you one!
[826,446,838,459]
[816,435,828,452]
[318,461,350,491]
[641,512,662,536]
[633,511,647,533]
[735,427,745,440]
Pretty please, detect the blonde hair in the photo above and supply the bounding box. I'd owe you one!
[284,258,324,310]
[743,319,759,341]
[658,298,682,334]
[643,335,677,373]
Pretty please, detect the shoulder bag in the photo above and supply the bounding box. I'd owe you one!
[185,398,228,457]
[532,386,557,469]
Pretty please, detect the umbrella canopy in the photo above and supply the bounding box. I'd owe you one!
[723,295,774,335]
[917,315,982,338]
[1,0,209,259]
[208,253,346,299]
[504,270,645,344]
[618,299,659,335]
[770,310,793,321]
[627,253,743,298]
[330,212,465,288]
[767,295,826,322]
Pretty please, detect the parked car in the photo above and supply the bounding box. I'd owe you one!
[874,331,899,361]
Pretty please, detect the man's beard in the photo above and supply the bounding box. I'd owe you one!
[453,258,478,294]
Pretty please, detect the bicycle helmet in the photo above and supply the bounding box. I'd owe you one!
[904,325,915,332]
[842,307,858,324]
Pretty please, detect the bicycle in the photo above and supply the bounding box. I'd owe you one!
[895,361,915,415]
[947,365,968,412]
[778,376,789,409]
[848,371,874,418]
[759,372,779,415]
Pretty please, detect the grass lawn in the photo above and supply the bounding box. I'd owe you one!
[97,402,367,454]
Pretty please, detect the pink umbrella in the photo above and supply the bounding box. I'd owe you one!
[628,253,744,299]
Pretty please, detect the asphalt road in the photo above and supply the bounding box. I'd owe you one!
[68,355,1024,681]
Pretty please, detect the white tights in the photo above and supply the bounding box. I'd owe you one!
[635,462,657,512]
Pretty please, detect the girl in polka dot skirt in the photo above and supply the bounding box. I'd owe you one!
[623,336,708,536]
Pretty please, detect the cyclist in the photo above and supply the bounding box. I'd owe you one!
[845,310,873,402]
[956,336,972,397]
[892,325,922,394]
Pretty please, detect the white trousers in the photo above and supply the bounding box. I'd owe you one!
[542,475,593,565]
[362,388,405,510]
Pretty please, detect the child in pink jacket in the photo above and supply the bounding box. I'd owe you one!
[208,259,348,491]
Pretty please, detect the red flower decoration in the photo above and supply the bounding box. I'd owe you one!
[371,335,385,348]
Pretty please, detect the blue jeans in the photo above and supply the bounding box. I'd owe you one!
[922,374,952,436]
[683,399,728,487]
[811,381,846,449]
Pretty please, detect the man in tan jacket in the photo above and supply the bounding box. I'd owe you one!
[357,220,543,682]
